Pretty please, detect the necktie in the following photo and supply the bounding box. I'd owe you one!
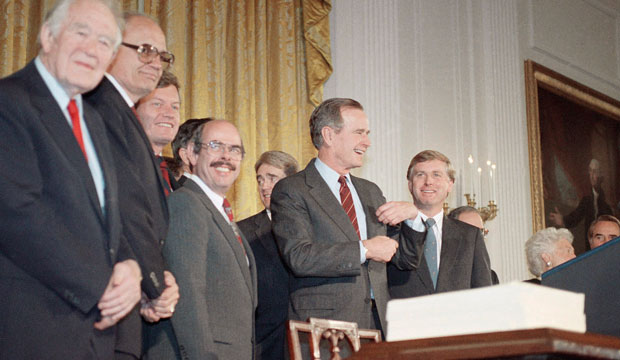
[338,176,360,239]
[157,156,173,196]
[67,99,88,161]
[222,198,244,248]
[424,218,438,289]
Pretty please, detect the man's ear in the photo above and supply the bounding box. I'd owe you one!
[186,143,198,167]
[321,126,334,147]
[39,24,54,54]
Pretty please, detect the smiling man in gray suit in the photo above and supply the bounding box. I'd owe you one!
[145,120,256,359]
[387,150,492,298]
[270,98,424,348]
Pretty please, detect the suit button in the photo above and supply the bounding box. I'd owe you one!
[109,248,115,257]
[159,239,165,246]
[364,298,371,304]
[347,263,352,268]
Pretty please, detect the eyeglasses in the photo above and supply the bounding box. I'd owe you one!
[121,42,175,69]
[196,140,245,160]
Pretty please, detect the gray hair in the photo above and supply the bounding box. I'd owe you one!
[447,206,479,221]
[255,151,299,177]
[309,98,363,149]
[525,227,573,277]
[42,0,123,49]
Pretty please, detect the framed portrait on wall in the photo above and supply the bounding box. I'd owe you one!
[525,60,620,255]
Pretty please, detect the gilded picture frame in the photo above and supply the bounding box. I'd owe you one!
[525,60,620,254]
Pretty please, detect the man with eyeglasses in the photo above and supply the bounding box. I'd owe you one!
[145,120,257,359]
[84,11,179,360]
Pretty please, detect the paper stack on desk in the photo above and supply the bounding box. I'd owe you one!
[386,282,586,342]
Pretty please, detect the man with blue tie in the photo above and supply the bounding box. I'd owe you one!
[387,150,493,298]
[0,0,142,358]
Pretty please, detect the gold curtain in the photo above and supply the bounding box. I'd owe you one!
[0,0,332,219]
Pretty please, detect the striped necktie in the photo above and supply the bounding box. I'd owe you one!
[338,176,360,239]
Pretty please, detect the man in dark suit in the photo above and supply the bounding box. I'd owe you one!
[0,0,142,358]
[170,118,212,186]
[238,150,299,360]
[549,159,613,252]
[145,120,257,359]
[270,98,424,347]
[388,150,492,298]
[85,12,179,359]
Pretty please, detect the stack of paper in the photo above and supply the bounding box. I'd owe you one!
[386,282,586,342]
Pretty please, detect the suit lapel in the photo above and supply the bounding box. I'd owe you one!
[436,216,461,290]
[100,78,170,222]
[350,175,382,239]
[305,160,360,242]
[186,180,255,300]
[27,64,104,224]
[255,210,278,256]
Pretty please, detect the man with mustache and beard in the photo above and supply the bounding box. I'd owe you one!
[145,120,257,360]
[84,12,179,359]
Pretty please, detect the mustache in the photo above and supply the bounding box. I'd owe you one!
[210,161,236,171]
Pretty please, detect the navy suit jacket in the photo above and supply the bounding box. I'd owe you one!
[238,210,289,360]
[387,216,492,298]
[85,77,170,356]
[0,60,124,359]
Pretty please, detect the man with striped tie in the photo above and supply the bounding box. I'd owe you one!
[145,120,256,360]
[270,98,424,357]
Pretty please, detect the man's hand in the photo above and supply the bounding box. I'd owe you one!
[94,259,142,330]
[548,206,564,227]
[363,236,399,262]
[376,201,418,226]
[140,271,180,323]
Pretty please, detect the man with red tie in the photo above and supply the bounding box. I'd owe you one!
[145,120,257,359]
[135,70,182,193]
[0,0,142,358]
[269,98,424,356]
[84,11,179,359]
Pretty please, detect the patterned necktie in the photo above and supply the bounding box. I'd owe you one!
[338,176,360,239]
[67,99,88,161]
[424,218,438,289]
[157,156,173,196]
[222,198,244,248]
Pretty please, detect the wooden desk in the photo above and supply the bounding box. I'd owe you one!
[350,328,620,359]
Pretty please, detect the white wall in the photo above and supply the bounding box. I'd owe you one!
[324,0,620,282]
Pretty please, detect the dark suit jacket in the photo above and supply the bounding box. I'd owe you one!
[563,188,613,251]
[144,179,257,360]
[387,217,492,298]
[238,210,289,360]
[0,60,124,359]
[270,159,423,333]
[85,77,169,357]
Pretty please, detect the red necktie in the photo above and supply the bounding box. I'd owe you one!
[222,198,244,248]
[157,157,173,196]
[67,99,88,161]
[338,176,360,239]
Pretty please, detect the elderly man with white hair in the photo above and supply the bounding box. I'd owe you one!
[524,227,576,283]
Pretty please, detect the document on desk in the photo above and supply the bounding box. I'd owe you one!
[386,282,586,342]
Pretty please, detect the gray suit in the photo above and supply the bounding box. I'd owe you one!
[270,159,422,332]
[144,179,257,360]
[387,216,492,298]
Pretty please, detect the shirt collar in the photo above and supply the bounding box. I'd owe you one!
[105,73,135,108]
[314,157,351,185]
[188,174,225,208]
[419,210,444,230]
[34,56,80,110]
